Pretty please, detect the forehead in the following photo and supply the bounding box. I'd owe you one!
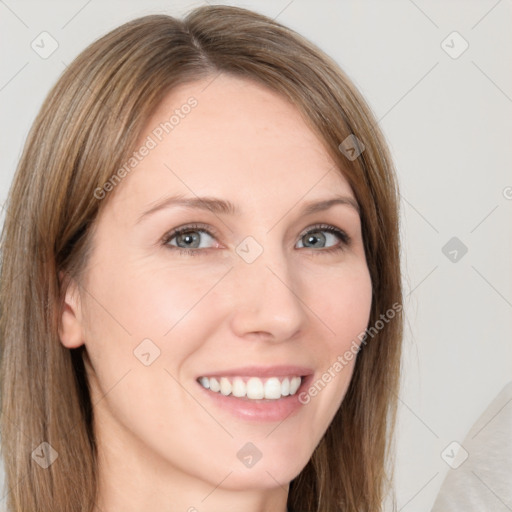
[106,74,354,220]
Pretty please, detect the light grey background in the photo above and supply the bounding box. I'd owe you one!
[1,1,511,511]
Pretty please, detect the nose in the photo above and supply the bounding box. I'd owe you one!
[228,246,307,342]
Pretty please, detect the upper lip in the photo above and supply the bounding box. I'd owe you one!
[197,365,314,379]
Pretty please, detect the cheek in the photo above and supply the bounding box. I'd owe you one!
[82,253,227,346]
[315,263,373,345]
[297,264,372,429]
[79,256,233,421]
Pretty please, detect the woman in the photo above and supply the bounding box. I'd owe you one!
[0,5,402,512]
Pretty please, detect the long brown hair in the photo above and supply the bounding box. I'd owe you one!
[0,6,402,511]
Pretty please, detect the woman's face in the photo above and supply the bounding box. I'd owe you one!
[61,74,372,508]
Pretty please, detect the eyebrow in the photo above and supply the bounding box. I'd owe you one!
[136,194,360,223]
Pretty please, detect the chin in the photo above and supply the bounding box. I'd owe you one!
[220,455,309,491]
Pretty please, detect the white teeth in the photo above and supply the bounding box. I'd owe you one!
[290,376,301,395]
[246,377,264,399]
[198,375,303,400]
[264,377,282,399]
[209,377,220,392]
[232,377,246,397]
[281,377,290,396]
[220,377,232,396]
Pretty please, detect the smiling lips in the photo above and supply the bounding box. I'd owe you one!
[198,375,303,400]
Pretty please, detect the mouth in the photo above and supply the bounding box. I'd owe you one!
[195,365,314,401]
[194,366,314,422]
[197,374,305,400]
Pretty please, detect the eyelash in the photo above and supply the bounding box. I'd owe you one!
[161,222,351,257]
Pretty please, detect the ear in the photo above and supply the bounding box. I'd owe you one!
[58,270,85,349]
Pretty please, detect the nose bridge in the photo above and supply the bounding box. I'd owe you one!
[229,235,306,340]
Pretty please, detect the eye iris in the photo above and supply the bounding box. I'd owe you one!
[304,231,326,248]
[177,231,200,248]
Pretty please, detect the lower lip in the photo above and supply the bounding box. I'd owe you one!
[196,375,314,423]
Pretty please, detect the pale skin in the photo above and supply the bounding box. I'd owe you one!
[59,74,373,512]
